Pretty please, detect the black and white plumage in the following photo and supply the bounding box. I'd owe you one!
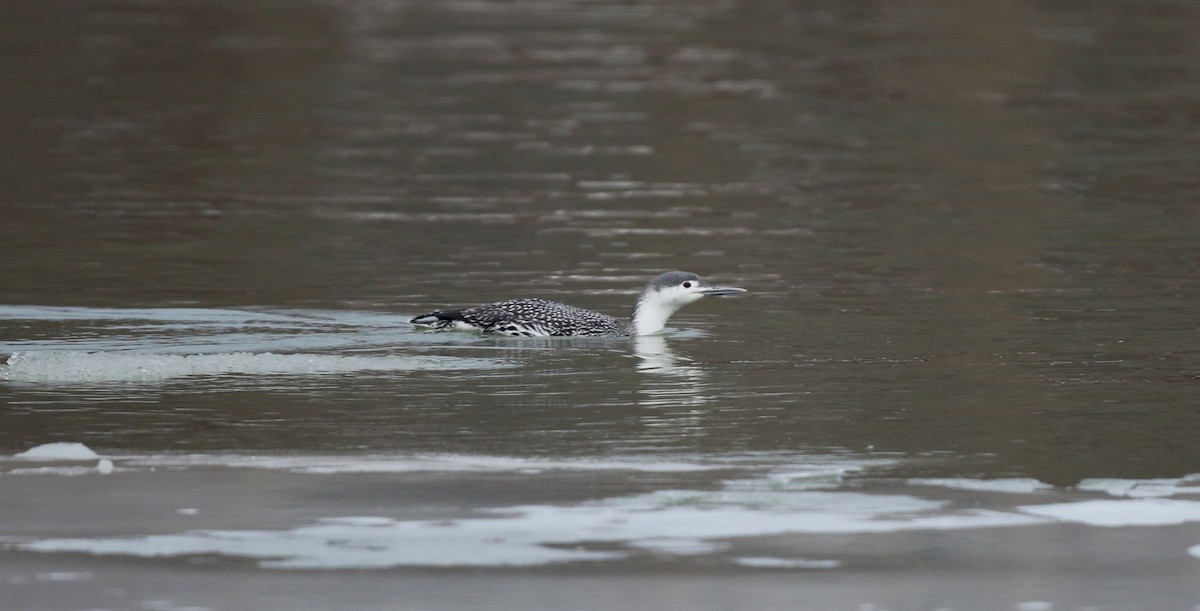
[410,271,746,337]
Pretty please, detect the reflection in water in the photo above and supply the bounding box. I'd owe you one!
[632,335,713,444]
[632,334,696,376]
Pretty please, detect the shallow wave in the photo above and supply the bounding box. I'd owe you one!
[0,304,283,323]
[0,350,507,384]
[0,305,417,353]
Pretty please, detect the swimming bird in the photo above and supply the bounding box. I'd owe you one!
[410,271,746,337]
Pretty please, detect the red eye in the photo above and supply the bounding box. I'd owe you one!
[682,281,693,288]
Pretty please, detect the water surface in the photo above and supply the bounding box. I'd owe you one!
[2,0,1199,609]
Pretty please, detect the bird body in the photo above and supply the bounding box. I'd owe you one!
[411,271,745,337]
[418,297,626,337]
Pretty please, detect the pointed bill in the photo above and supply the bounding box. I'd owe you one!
[700,286,747,297]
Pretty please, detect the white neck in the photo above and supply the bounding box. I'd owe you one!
[630,297,681,336]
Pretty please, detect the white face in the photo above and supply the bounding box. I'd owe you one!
[649,279,709,308]
[631,273,744,335]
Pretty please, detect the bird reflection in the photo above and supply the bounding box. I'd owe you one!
[633,334,696,375]
[632,335,711,411]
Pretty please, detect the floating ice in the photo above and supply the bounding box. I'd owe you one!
[907,478,1054,494]
[733,557,840,570]
[1075,475,1200,498]
[13,443,100,461]
[6,445,112,476]
[14,516,625,568]
[1,350,507,384]
[8,471,1047,569]
[1015,603,1054,611]
[1018,499,1200,526]
[34,572,93,582]
[5,466,101,477]
[7,453,1198,570]
[629,537,728,555]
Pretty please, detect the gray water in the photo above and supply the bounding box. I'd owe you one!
[2,1,1200,609]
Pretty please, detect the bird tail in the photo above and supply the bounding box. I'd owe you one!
[410,310,465,329]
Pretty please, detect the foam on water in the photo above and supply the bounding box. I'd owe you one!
[1,350,506,383]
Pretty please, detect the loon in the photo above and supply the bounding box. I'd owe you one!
[410,271,746,337]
